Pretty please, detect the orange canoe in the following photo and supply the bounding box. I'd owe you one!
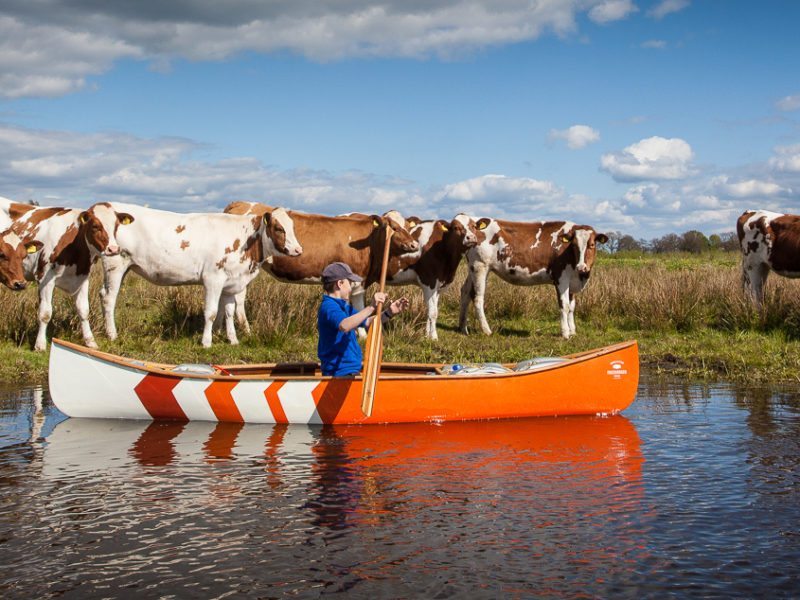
[48,338,639,424]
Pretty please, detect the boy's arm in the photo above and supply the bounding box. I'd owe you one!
[339,305,376,332]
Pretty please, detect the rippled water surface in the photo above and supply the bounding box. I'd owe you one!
[1,376,799,598]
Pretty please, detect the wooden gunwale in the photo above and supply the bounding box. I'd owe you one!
[50,338,637,381]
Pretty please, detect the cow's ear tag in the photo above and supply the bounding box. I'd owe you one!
[439,222,449,232]
[26,244,38,254]
[79,212,89,225]
[561,235,571,243]
[121,216,132,225]
[372,219,380,228]
[407,219,418,228]
[478,221,488,230]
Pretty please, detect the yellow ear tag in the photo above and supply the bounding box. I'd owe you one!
[121,216,132,225]
[372,219,380,227]
[439,223,449,232]
[26,244,38,254]
[478,221,488,230]
[561,235,571,243]
[79,214,89,224]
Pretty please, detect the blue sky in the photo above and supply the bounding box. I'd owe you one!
[1,0,799,237]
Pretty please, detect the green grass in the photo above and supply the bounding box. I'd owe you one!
[3,251,800,385]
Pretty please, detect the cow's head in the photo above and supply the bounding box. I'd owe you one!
[79,203,135,257]
[450,214,492,249]
[559,225,608,277]
[260,207,303,257]
[0,230,42,290]
[371,214,419,253]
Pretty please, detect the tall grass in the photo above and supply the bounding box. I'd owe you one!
[3,251,800,381]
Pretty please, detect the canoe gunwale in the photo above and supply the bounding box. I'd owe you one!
[49,337,638,382]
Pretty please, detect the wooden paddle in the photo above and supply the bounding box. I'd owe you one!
[361,225,394,417]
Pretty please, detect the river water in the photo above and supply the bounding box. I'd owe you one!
[0,375,798,599]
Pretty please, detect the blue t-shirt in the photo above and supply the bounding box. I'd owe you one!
[317,295,364,376]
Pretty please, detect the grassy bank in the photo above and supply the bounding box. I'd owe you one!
[3,251,800,385]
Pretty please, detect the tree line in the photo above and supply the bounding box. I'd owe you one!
[601,230,740,254]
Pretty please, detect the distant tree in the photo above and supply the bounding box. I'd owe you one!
[617,234,645,252]
[708,233,722,249]
[600,231,623,253]
[718,232,740,252]
[651,233,681,253]
[679,230,710,253]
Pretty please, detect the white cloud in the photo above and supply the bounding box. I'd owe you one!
[601,136,695,182]
[710,175,789,199]
[648,0,691,19]
[776,94,800,112]
[0,1,644,98]
[438,174,563,204]
[641,39,667,49]
[769,144,800,172]
[588,0,638,24]
[548,124,600,149]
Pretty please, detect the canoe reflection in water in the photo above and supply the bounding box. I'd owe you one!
[43,416,643,530]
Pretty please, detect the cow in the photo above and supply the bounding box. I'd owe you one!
[222,202,419,335]
[737,209,800,307]
[384,214,490,340]
[82,202,303,348]
[0,206,112,350]
[458,219,608,339]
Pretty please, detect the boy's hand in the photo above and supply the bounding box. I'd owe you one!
[388,297,410,315]
[372,291,388,307]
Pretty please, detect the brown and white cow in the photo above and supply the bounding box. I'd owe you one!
[458,219,608,339]
[737,209,800,307]
[83,202,302,347]
[0,206,114,350]
[222,201,418,334]
[384,214,490,340]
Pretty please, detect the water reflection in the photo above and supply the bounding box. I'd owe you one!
[2,379,799,597]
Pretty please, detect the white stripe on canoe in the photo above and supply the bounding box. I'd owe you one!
[231,380,276,423]
[278,381,323,424]
[172,378,218,421]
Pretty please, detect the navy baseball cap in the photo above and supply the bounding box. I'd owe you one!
[322,262,363,284]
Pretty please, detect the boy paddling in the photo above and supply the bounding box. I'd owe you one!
[317,262,409,377]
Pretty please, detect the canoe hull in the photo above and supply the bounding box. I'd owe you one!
[48,339,639,424]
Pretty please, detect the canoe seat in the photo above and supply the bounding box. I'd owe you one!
[513,357,568,372]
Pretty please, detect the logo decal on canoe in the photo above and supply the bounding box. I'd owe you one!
[607,360,627,379]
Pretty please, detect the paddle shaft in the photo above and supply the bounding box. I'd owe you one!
[361,226,394,416]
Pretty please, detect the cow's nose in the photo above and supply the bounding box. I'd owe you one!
[577,265,590,274]
[293,245,303,256]
[105,245,120,256]
[12,281,26,291]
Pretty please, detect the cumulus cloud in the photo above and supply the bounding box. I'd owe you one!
[709,175,789,199]
[647,0,691,19]
[769,144,800,172]
[0,123,427,213]
[0,1,640,98]
[588,0,638,24]
[776,94,800,112]
[600,136,695,182]
[548,124,600,149]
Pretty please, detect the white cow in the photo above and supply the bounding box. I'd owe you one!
[0,206,109,350]
[83,202,302,347]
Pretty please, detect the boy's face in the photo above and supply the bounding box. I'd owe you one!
[338,278,352,299]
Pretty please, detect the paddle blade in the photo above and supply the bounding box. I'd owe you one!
[361,317,383,417]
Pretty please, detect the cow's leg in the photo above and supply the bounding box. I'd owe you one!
[234,289,251,335]
[556,282,571,339]
[742,258,769,308]
[351,282,367,340]
[458,272,474,334]
[101,256,128,341]
[201,281,224,348]
[73,277,98,349]
[471,263,492,335]
[221,292,239,345]
[568,291,577,337]
[422,285,440,341]
[35,274,57,351]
